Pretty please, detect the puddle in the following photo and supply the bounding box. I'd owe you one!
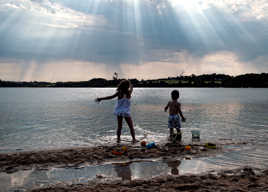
[0,157,238,192]
[1,143,268,192]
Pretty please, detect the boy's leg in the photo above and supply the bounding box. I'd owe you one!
[124,116,137,143]
[176,128,182,141]
[117,116,123,143]
[169,128,174,140]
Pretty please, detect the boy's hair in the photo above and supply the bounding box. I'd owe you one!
[171,90,180,100]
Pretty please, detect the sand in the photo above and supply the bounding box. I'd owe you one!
[0,143,219,173]
[31,167,268,192]
[1,142,268,192]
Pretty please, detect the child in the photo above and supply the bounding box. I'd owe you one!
[95,80,137,144]
[164,90,186,141]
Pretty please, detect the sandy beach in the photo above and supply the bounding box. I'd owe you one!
[0,142,220,173]
[2,142,268,191]
[30,167,268,192]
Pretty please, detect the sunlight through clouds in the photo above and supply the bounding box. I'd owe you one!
[0,0,267,81]
[0,59,112,82]
[0,0,107,29]
[200,0,268,20]
[121,50,258,79]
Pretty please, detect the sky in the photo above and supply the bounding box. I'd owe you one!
[0,0,268,81]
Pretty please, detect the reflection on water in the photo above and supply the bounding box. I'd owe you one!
[0,158,210,192]
[0,151,245,192]
[1,142,268,192]
[114,162,132,180]
[1,88,268,152]
[166,160,181,175]
[1,88,268,187]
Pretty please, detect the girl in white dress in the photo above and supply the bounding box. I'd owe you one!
[96,80,137,143]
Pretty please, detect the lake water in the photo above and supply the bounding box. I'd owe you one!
[1,88,268,169]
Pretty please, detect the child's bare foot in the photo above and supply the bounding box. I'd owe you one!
[132,139,138,144]
[117,139,121,144]
[169,135,174,141]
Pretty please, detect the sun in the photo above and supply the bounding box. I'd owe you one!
[168,0,199,10]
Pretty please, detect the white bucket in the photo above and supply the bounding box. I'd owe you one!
[191,130,200,139]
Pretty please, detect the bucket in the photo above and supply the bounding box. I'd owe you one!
[191,130,200,139]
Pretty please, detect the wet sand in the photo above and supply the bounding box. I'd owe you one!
[31,167,268,192]
[2,142,267,192]
[0,142,219,173]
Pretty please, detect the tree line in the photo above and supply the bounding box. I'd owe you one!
[0,73,268,88]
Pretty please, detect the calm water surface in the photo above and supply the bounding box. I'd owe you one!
[0,88,268,168]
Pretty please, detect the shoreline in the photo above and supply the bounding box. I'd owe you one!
[2,142,268,192]
[0,142,223,174]
[30,167,268,192]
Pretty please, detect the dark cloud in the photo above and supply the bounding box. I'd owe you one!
[0,0,267,76]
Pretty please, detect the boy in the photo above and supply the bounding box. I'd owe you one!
[164,90,186,141]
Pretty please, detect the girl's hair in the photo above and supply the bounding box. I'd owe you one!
[117,79,131,98]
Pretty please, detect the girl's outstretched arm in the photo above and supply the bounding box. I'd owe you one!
[95,92,118,102]
[129,84,133,96]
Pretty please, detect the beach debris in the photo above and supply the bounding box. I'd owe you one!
[96,174,105,179]
[146,142,156,149]
[185,145,191,151]
[185,155,192,160]
[205,143,217,149]
[199,146,207,151]
[122,146,127,152]
[112,150,123,155]
[191,130,200,140]
[112,146,128,156]
[140,141,146,147]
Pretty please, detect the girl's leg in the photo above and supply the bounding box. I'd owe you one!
[117,116,123,143]
[124,116,137,143]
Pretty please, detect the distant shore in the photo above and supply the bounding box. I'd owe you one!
[1,73,268,88]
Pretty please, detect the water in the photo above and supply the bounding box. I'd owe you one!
[0,88,268,166]
[0,158,239,191]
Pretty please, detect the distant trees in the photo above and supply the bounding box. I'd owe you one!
[0,73,267,88]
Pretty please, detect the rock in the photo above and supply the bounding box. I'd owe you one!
[174,183,200,190]
[184,156,192,160]
[208,174,218,180]
[248,183,259,188]
[231,177,239,182]
[249,176,258,182]
[243,167,255,176]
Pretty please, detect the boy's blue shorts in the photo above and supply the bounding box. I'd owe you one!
[168,114,181,129]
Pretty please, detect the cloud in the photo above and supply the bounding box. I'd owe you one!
[0,61,22,81]
[0,0,107,29]
[0,0,267,81]
[203,0,268,20]
[2,50,265,82]
[165,0,268,21]
[0,59,112,82]
[121,51,262,79]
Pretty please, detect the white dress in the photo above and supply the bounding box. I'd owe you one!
[114,98,131,117]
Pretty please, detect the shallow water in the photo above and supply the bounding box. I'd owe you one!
[0,155,239,192]
[1,88,268,168]
[1,143,266,192]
